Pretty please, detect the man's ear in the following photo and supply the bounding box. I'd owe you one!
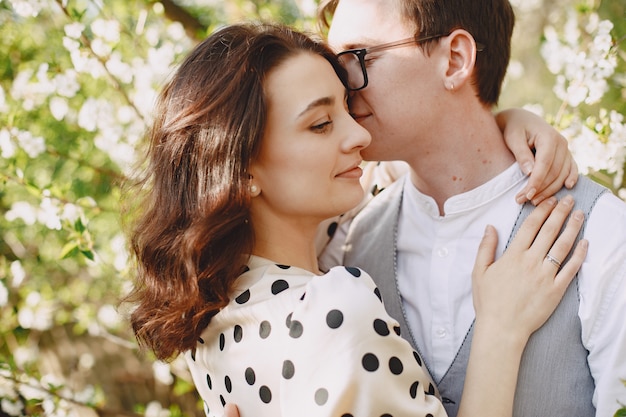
[442,29,478,91]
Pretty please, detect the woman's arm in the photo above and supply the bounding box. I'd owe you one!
[496,108,578,205]
[458,196,587,417]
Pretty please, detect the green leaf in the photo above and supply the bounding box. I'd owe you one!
[59,242,79,259]
[80,249,95,261]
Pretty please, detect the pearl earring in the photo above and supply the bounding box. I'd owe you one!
[250,184,258,194]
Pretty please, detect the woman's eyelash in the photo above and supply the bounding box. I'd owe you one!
[311,120,332,132]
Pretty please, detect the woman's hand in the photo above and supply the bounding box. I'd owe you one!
[496,109,579,206]
[472,195,587,341]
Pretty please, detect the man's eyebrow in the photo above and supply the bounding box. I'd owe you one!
[340,38,378,50]
[297,96,334,118]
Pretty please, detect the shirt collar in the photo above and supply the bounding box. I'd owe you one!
[403,163,527,218]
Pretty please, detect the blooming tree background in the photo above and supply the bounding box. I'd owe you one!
[0,0,624,416]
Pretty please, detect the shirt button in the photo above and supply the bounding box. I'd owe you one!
[436,327,447,338]
[436,247,449,258]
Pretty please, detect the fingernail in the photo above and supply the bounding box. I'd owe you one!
[561,195,574,206]
[546,197,557,206]
[573,210,584,220]
[522,162,534,175]
[566,179,575,189]
[515,194,526,204]
[526,188,537,200]
[580,239,588,249]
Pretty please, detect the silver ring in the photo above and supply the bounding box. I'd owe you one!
[545,253,562,268]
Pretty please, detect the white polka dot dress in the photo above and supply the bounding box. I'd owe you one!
[185,256,446,417]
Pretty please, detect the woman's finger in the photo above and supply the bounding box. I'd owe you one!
[528,195,575,257]
[542,209,584,268]
[554,239,588,290]
[474,225,499,274]
[507,197,557,252]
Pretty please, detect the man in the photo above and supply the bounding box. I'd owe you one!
[319,0,626,416]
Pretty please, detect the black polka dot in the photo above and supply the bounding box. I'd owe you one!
[206,374,212,390]
[327,221,338,238]
[259,321,271,338]
[237,368,250,387]
[373,319,390,336]
[362,353,379,372]
[285,312,293,327]
[426,415,434,417]
[282,360,295,379]
[315,388,328,405]
[259,385,272,403]
[381,414,393,417]
[344,266,361,277]
[300,292,306,300]
[393,326,401,336]
[234,325,243,343]
[235,289,250,304]
[413,351,422,367]
[243,265,250,273]
[198,337,205,344]
[389,357,403,375]
[426,383,436,396]
[289,320,303,338]
[410,381,419,399]
[272,279,289,294]
[220,395,225,406]
[341,414,354,417]
[190,348,196,361]
[276,264,290,270]
[219,333,225,351]
[326,310,344,329]
[225,375,232,393]
[374,287,382,302]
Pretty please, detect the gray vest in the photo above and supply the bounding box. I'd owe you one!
[343,175,607,417]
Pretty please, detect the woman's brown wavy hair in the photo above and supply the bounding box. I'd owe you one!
[122,22,347,361]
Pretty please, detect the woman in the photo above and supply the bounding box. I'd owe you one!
[124,23,586,417]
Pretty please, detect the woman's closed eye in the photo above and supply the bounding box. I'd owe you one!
[310,119,332,133]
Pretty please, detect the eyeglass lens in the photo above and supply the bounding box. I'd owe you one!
[337,52,366,91]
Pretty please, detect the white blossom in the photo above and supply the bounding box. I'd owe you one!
[91,19,120,43]
[14,129,45,158]
[97,304,121,329]
[152,361,174,386]
[50,96,69,121]
[5,201,37,225]
[10,260,26,287]
[0,281,8,307]
[12,345,39,368]
[105,52,133,84]
[64,22,84,39]
[38,194,62,230]
[0,85,8,113]
[0,398,22,416]
[144,401,171,417]
[0,128,16,158]
[54,70,80,98]
[8,0,47,17]
[91,38,112,57]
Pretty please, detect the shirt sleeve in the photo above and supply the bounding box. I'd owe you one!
[279,266,446,417]
[579,193,626,417]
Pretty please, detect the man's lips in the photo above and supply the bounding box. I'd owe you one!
[350,113,370,123]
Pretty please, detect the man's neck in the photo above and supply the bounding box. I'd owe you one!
[407,113,516,215]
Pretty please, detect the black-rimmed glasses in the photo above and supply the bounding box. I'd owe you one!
[337,34,485,91]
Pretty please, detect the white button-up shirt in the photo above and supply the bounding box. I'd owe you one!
[320,161,626,417]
